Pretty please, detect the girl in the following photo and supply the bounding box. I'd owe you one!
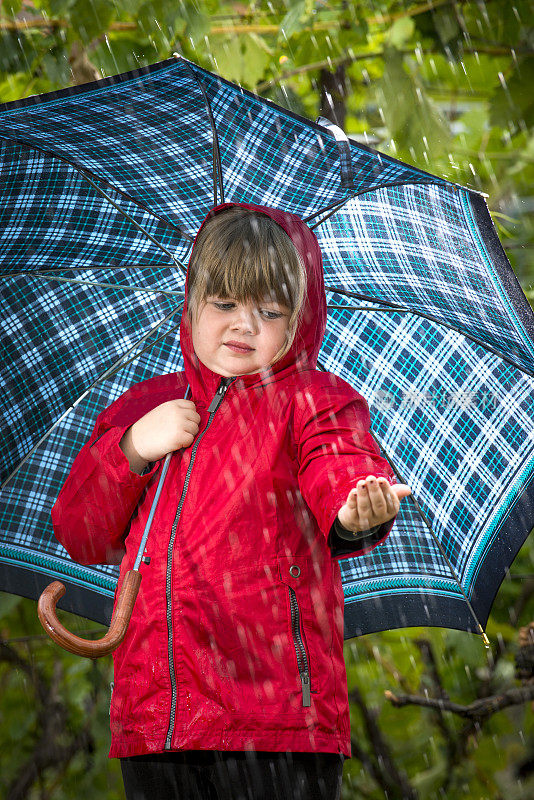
[52,203,410,800]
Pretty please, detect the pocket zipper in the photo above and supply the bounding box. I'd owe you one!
[287,587,311,707]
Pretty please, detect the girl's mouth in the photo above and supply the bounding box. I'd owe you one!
[224,341,254,353]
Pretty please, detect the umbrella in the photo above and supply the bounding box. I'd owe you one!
[1,55,533,644]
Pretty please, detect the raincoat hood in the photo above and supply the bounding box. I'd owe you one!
[179,203,327,403]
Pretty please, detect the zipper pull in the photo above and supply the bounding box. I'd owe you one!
[207,377,235,413]
[301,672,311,707]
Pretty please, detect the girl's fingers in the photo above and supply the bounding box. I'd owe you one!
[376,478,406,519]
[356,480,372,528]
[377,479,395,516]
[345,477,412,530]
[346,487,359,509]
[365,476,387,517]
[393,484,412,499]
[377,478,412,501]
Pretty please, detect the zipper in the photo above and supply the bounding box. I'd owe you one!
[164,376,235,750]
[288,587,311,707]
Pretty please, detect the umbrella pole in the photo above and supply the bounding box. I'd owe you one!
[38,387,190,658]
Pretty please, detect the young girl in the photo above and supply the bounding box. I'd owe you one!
[52,203,410,800]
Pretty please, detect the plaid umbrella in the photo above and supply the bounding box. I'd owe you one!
[1,56,533,642]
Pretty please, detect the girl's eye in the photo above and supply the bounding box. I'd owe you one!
[211,300,285,319]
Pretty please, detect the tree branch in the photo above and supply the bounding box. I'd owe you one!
[350,686,419,800]
[385,685,534,720]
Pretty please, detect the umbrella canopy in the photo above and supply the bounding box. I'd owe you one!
[1,56,533,640]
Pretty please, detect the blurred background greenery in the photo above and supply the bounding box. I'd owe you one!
[1,1,533,798]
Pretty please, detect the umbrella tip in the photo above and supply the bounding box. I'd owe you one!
[479,627,491,649]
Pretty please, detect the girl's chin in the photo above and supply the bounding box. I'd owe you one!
[197,354,275,377]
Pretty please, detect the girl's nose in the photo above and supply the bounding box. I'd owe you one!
[231,306,259,334]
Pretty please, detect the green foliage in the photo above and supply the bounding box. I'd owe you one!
[376,47,451,161]
[490,57,534,132]
[210,31,271,87]
[70,0,117,42]
[0,593,122,799]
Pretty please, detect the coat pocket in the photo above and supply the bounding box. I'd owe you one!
[277,555,326,708]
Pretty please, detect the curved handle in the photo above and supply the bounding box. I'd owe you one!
[37,570,142,659]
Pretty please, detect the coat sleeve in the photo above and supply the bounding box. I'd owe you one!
[51,404,159,566]
[295,379,396,559]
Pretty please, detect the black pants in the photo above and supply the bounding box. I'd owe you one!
[120,750,344,800]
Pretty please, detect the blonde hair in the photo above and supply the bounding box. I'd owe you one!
[187,208,307,363]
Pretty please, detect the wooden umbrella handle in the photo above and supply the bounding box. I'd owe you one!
[37,570,142,659]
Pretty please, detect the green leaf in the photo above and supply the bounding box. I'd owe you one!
[91,35,153,75]
[376,49,450,160]
[433,7,460,46]
[71,0,116,43]
[412,6,462,58]
[242,34,271,89]
[386,17,415,49]
[110,0,147,14]
[279,1,308,41]
[490,57,534,132]
[0,31,37,74]
[42,48,71,86]
[181,3,210,46]
[210,36,242,84]
[137,0,197,51]
[44,0,76,14]
[3,0,23,14]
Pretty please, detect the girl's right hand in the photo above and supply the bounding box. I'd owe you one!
[121,400,200,471]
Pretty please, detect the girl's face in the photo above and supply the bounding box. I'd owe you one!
[190,296,291,377]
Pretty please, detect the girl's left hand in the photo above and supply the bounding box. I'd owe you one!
[336,475,412,532]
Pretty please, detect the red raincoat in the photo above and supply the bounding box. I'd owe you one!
[52,203,395,759]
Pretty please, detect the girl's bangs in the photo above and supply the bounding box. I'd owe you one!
[203,249,298,309]
[187,209,306,328]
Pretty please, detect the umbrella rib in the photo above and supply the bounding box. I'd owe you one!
[104,317,183,382]
[304,180,459,229]
[75,170,187,271]
[327,304,408,312]
[1,304,183,491]
[306,195,353,229]
[316,361,489,644]
[326,286,534,379]
[3,271,185,299]
[0,134,194,242]
[177,56,225,206]
[7,263,175,272]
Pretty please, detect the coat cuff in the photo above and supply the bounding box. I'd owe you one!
[90,425,160,485]
[328,517,394,559]
[332,518,381,540]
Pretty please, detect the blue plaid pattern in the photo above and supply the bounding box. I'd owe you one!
[0,57,533,635]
